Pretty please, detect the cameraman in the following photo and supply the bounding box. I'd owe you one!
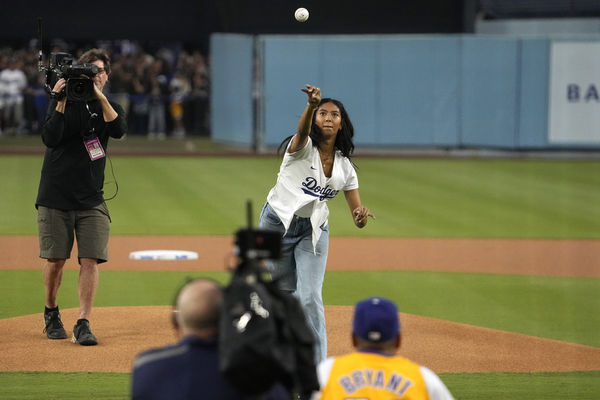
[36,48,127,346]
[132,278,291,400]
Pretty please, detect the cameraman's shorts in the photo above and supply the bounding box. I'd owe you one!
[38,203,110,264]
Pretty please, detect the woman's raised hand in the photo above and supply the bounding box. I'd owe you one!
[301,84,321,107]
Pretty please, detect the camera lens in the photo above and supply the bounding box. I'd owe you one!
[73,81,85,95]
[66,78,93,102]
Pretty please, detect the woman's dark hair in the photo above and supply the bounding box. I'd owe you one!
[278,98,355,160]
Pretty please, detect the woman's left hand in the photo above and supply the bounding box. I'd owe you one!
[353,206,375,228]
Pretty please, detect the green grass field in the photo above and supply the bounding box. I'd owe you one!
[1,371,598,400]
[1,269,598,346]
[1,149,599,399]
[3,155,600,238]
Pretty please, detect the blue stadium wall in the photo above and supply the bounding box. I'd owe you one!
[210,33,597,150]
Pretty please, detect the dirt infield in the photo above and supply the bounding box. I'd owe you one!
[2,306,600,374]
[1,235,599,374]
[3,235,600,277]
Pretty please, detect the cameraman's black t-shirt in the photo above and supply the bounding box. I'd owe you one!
[36,99,127,211]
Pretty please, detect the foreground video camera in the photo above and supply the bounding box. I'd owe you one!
[44,52,98,102]
[220,202,319,398]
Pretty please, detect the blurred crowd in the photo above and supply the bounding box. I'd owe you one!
[0,39,209,138]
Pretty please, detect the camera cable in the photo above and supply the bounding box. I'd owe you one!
[84,101,119,201]
[104,153,119,201]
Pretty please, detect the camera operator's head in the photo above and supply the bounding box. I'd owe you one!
[172,278,223,339]
[78,48,111,91]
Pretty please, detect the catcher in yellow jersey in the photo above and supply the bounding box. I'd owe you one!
[312,297,454,400]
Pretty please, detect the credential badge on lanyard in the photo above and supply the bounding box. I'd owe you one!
[83,102,105,161]
[84,137,105,161]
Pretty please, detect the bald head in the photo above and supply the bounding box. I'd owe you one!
[175,279,223,337]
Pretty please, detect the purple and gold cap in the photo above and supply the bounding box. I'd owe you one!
[352,297,400,342]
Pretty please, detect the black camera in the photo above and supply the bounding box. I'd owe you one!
[235,228,282,261]
[44,52,98,102]
[235,201,282,261]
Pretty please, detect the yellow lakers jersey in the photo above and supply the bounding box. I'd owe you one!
[318,351,431,400]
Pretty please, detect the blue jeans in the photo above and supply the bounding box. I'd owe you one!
[259,202,329,363]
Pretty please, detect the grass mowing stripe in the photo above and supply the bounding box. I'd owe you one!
[0,270,230,319]
[439,371,600,400]
[2,155,600,238]
[0,156,41,235]
[2,270,598,347]
[329,158,600,238]
[322,270,600,347]
[0,372,130,400]
[103,157,280,235]
[1,371,598,400]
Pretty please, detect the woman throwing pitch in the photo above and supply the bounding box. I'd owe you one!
[259,84,374,362]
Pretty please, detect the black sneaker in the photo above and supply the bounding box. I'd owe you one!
[43,308,68,339]
[71,318,98,346]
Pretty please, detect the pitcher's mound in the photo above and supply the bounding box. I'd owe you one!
[1,306,599,373]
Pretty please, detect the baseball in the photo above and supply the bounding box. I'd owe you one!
[295,7,309,22]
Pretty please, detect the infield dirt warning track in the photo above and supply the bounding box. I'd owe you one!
[3,235,600,277]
